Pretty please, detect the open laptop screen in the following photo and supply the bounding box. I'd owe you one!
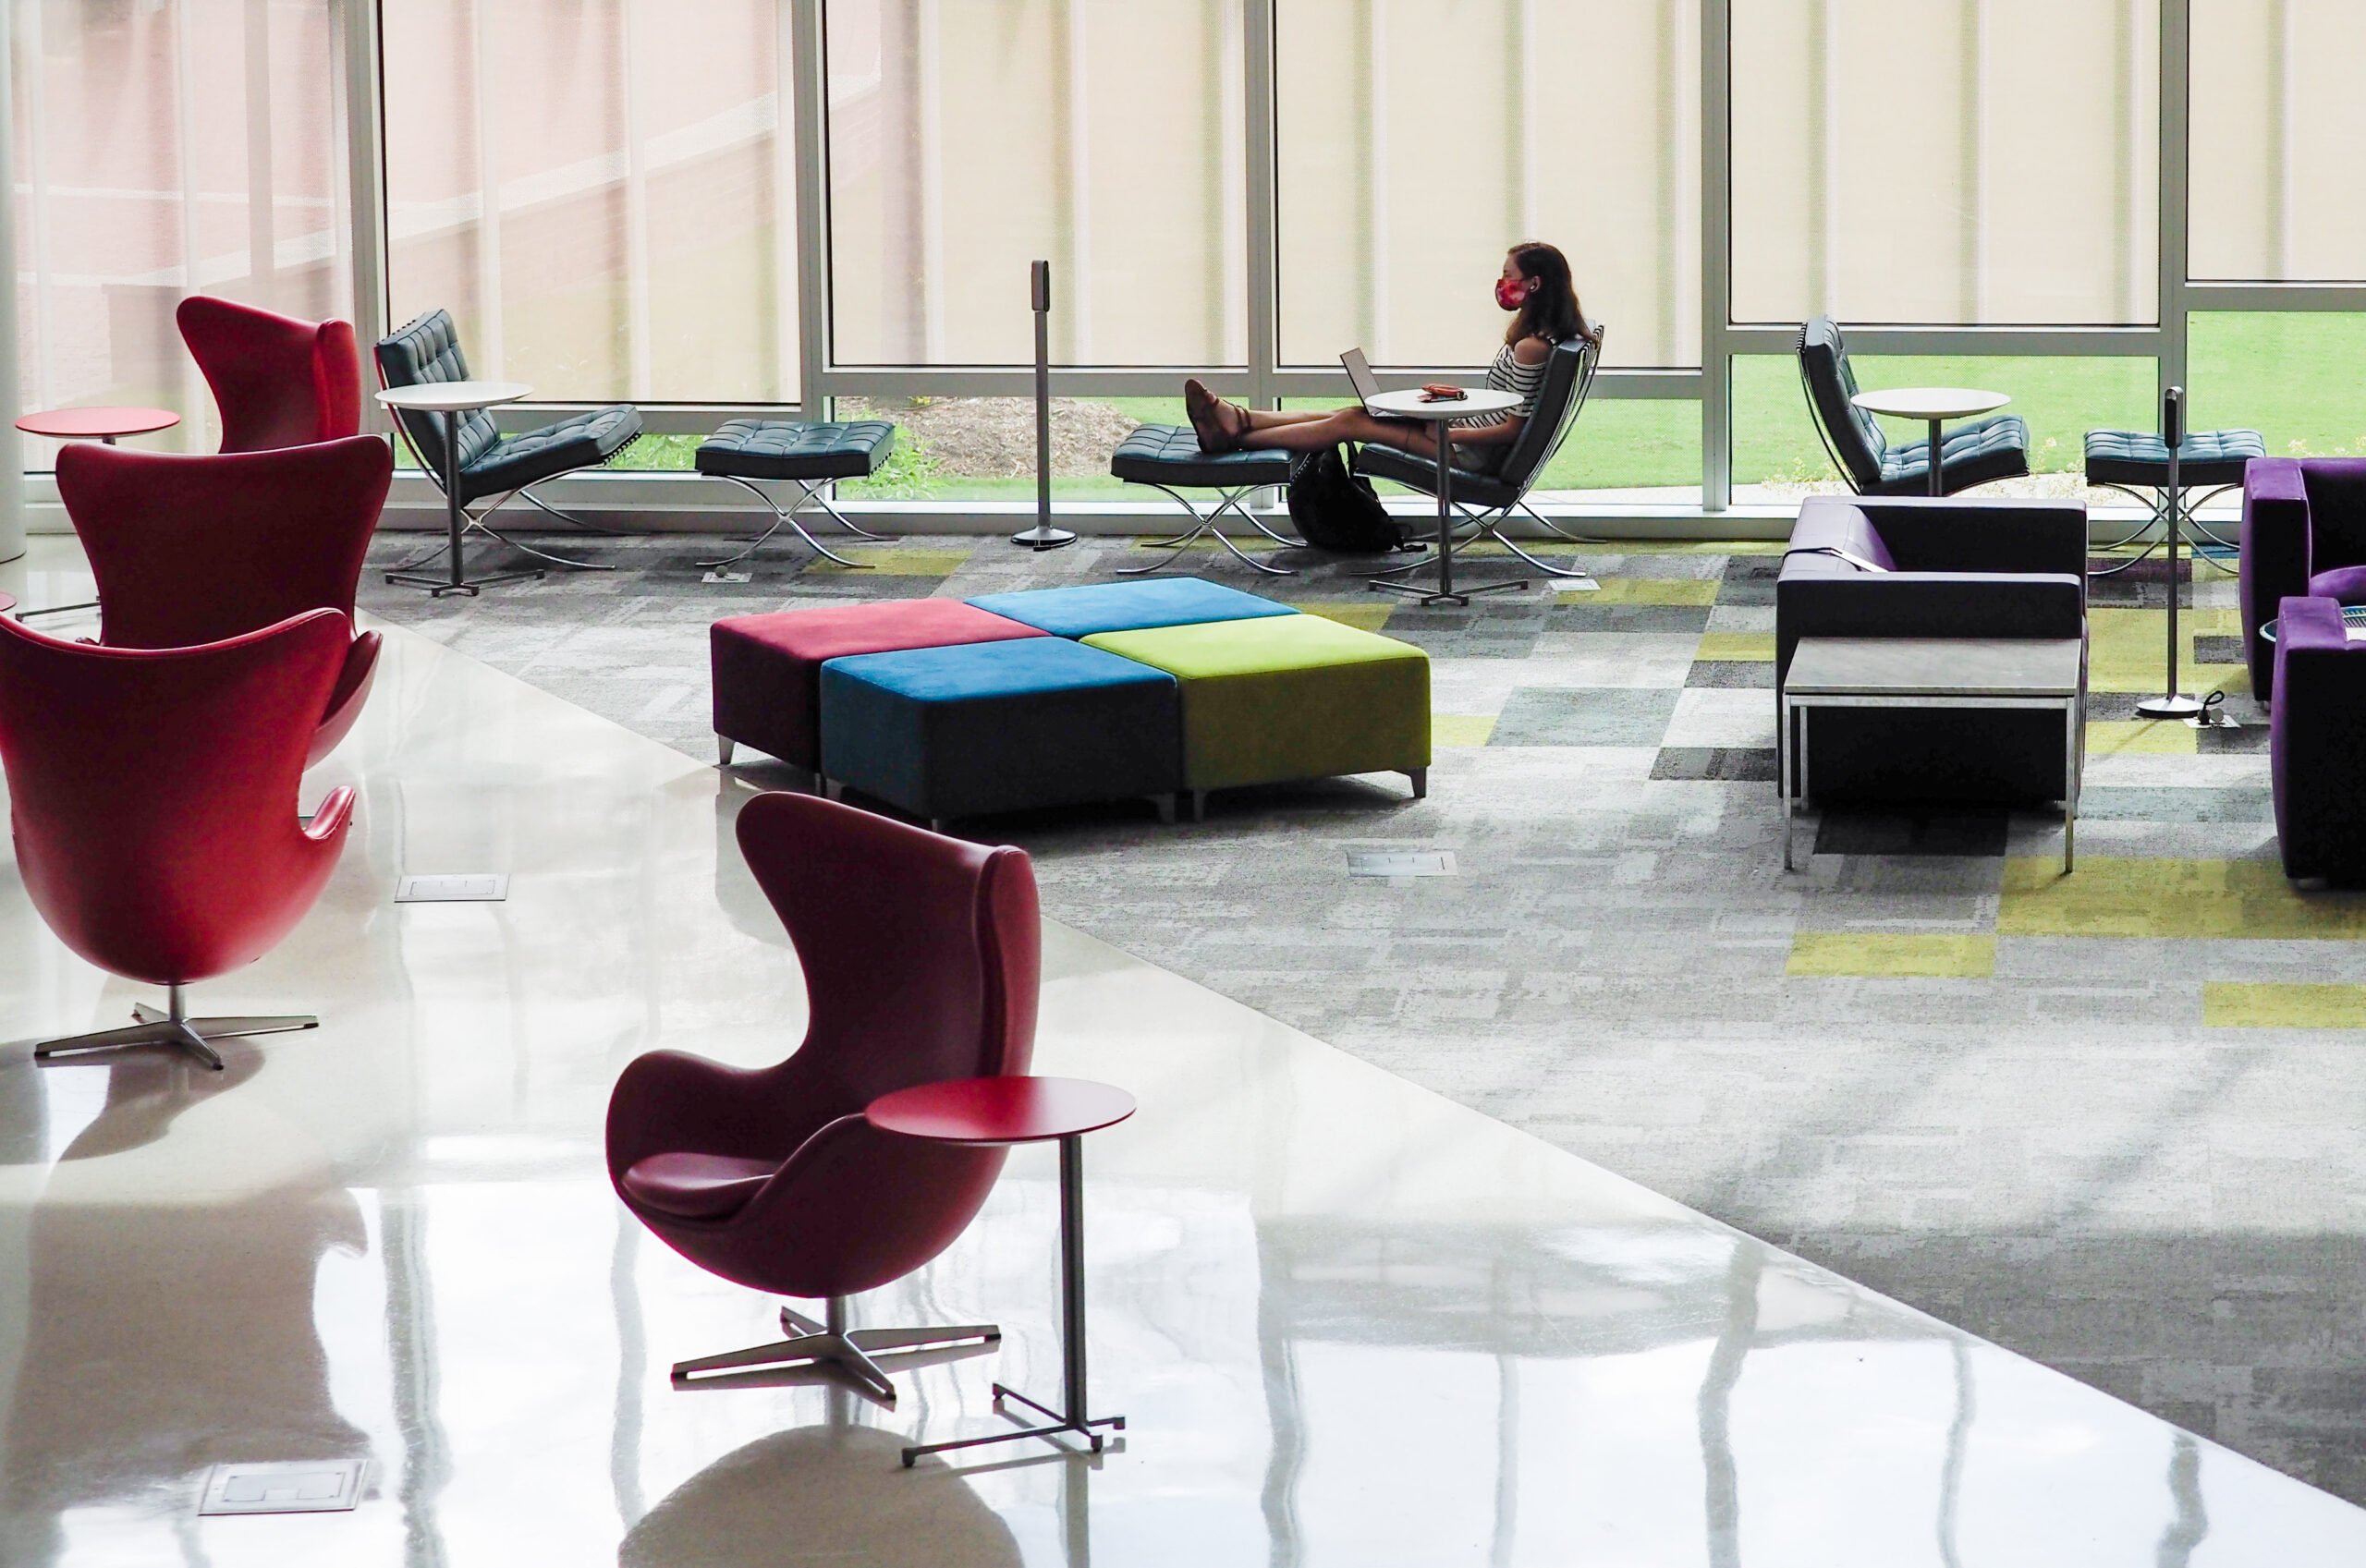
[1340,347,1380,405]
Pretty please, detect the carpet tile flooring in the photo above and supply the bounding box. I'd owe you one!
[357,526,2366,1503]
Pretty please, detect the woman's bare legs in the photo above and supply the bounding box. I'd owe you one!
[1233,407,1439,457]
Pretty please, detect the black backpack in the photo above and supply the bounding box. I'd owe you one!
[1287,444,1409,554]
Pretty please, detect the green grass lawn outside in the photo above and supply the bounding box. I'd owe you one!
[448,314,2366,497]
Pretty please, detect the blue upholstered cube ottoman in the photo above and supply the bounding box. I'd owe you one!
[965,577,1298,638]
[818,638,1184,828]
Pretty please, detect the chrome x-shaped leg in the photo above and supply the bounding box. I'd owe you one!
[384,481,617,576]
[669,1296,998,1410]
[1365,500,1589,579]
[2087,482,2241,577]
[35,984,318,1072]
[697,475,886,572]
[1120,482,1299,577]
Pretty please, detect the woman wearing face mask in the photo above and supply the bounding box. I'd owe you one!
[1183,240,1595,469]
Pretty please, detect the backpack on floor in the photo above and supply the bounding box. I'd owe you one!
[1287,444,1408,554]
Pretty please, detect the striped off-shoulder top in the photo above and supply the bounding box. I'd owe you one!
[1453,339,1551,430]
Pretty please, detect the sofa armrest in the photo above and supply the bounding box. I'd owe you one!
[2244,458,2313,702]
[1775,572,2086,687]
[1850,496,2090,577]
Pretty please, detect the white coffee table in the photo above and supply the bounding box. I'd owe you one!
[1850,387,2012,497]
[377,380,538,596]
[1363,385,1524,606]
[1779,636,2085,874]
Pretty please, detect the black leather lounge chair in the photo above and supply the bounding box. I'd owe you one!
[1797,316,2030,497]
[374,309,643,573]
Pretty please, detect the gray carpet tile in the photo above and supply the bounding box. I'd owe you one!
[358,528,2366,1503]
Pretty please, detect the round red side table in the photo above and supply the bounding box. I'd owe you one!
[15,406,181,445]
[868,1076,1135,1466]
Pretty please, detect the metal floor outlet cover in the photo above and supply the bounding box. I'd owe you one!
[1347,849,1457,878]
[198,1460,365,1515]
[396,873,510,903]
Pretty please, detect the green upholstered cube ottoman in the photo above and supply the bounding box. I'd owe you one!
[1082,614,1430,809]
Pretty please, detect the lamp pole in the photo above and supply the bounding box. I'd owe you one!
[1011,259,1077,551]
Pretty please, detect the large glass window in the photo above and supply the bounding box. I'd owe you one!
[383,0,797,404]
[1274,0,1699,371]
[824,0,1246,368]
[2189,312,2366,456]
[2189,0,2366,281]
[10,0,350,458]
[1730,0,2157,325]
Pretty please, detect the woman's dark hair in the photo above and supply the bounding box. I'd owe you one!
[1506,241,1594,347]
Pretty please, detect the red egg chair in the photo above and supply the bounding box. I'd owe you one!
[0,610,357,1068]
[606,791,1039,1405]
[55,436,391,766]
[176,295,363,453]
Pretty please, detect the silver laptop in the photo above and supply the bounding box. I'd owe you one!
[1340,347,1381,408]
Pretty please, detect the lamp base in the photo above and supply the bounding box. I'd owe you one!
[1010,525,1078,551]
[2134,693,2206,721]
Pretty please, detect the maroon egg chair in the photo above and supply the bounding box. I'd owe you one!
[55,436,391,767]
[0,609,357,1069]
[606,791,1040,1406]
[175,295,363,453]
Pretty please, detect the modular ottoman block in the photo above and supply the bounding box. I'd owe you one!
[1082,614,1431,808]
[966,577,1298,638]
[818,638,1185,828]
[711,600,1046,771]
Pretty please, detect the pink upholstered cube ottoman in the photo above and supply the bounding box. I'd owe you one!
[711,600,1046,771]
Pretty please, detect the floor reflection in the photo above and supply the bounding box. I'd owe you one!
[1,1175,366,1564]
[620,1423,1022,1568]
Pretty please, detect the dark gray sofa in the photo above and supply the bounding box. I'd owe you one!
[1776,494,2088,804]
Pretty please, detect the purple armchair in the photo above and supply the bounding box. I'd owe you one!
[2269,595,2366,882]
[2239,458,2366,702]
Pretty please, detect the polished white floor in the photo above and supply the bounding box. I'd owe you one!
[0,548,2360,1564]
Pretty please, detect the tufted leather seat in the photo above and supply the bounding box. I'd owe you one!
[2083,426,2264,489]
[695,418,896,481]
[1110,425,1293,489]
[1798,317,2031,497]
[373,309,642,504]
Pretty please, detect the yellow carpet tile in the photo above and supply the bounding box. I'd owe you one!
[1297,602,1397,632]
[2085,719,2199,757]
[1999,857,2366,939]
[1433,714,1499,748]
[805,547,978,577]
[1566,578,1721,606]
[1787,932,1998,978]
[2203,982,2366,1028]
[2087,606,2246,694]
[1696,632,1777,662]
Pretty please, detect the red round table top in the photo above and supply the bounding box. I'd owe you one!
[15,406,180,440]
[867,1076,1136,1145]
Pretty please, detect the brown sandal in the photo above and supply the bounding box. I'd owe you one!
[1184,378,1238,453]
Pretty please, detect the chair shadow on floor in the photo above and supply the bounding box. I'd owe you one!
[0,1032,266,1165]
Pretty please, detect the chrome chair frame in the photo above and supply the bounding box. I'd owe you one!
[697,473,886,572]
[1118,480,1300,577]
[670,1295,999,1410]
[36,982,317,1072]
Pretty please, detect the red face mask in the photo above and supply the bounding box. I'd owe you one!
[1496,276,1533,312]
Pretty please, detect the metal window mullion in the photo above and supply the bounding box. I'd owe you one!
[2159,0,2189,406]
[1243,0,1277,407]
[0,0,23,560]
[621,0,653,400]
[172,0,209,446]
[471,0,505,375]
[20,0,51,415]
[791,0,827,414]
[1702,0,1732,510]
[243,0,276,298]
[917,0,945,360]
[342,0,387,428]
